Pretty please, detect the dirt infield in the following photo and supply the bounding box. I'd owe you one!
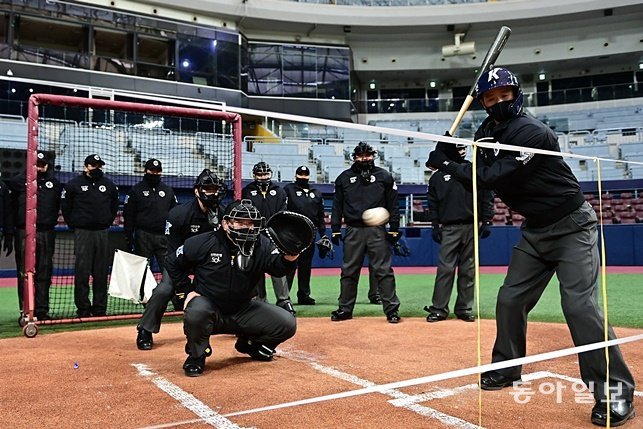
[1,318,641,429]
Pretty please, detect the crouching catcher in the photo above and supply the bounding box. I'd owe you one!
[165,199,301,377]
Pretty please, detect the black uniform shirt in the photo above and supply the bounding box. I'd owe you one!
[284,182,326,237]
[165,199,221,257]
[446,114,583,227]
[331,165,400,232]
[427,164,494,225]
[242,182,287,219]
[166,228,296,314]
[9,172,63,231]
[123,179,177,235]
[61,174,119,230]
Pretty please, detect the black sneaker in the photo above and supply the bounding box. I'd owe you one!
[234,337,275,361]
[386,311,401,324]
[297,296,316,305]
[330,309,353,321]
[136,328,153,350]
[276,299,296,316]
[183,354,206,377]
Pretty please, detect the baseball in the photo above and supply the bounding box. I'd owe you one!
[362,207,390,226]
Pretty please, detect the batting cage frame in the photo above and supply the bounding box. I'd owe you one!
[20,94,243,337]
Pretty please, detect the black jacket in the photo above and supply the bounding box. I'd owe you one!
[8,172,62,231]
[165,199,222,257]
[0,178,8,232]
[242,181,287,220]
[123,179,177,235]
[331,164,400,232]
[427,165,494,225]
[166,228,296,314]
[284,182,326,238]
[445,114,583,227]
[61,173,119,230]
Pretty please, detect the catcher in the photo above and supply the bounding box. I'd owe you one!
[165,199,314,377]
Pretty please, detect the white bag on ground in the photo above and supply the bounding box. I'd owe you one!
[109,250,158,304]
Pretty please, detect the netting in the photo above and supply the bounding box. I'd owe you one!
[24,94,242,323]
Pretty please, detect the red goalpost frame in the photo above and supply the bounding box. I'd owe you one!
[23,94,243,329]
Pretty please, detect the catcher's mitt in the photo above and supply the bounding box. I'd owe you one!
[265,211,315,255]
[316,235,334,259]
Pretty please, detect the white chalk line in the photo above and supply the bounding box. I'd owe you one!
[132,363,254,429]
[223,333,643,417]
[279,349,480,428]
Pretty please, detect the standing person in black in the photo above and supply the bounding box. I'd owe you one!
[425,144,494,323]
[167,199,298,377]
[242,162,295,315]
[123,159,177,274]
[330,142,401,323]
[427,67,635,427]
[0,174,11,258]
[8,151,62,320]
[136,169,226,350]
[283,165,327,305]
[61,154,119,318]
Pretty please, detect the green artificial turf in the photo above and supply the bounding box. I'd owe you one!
[0,273,640,339]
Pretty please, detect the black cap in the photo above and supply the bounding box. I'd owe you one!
[36,151,50,165]
[84,154,105,166]
[295,165,310,176]
[144,159,162,172]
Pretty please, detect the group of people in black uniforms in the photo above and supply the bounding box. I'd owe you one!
[1,65,635,426]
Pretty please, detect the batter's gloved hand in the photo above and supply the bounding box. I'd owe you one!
[331,232,342,246]
[386,230,400,245]
[431,223,442,244]
[3,234,13,256]
[435,131,463,163]
[479,221,492,239]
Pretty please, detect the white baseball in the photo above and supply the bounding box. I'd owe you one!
[362,207,390,227]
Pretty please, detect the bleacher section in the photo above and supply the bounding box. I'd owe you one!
[0,115,27,149]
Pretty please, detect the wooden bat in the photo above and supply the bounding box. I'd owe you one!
[448,26,512,136]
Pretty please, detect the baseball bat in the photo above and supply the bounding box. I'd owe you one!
[448,26,512,136]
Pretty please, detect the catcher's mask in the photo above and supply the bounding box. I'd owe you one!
[253,161,272,192]
[222,199,265,258]
[194,169,227,211]
[352,142,376,181]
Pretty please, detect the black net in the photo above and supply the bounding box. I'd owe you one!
[30,99,238,321]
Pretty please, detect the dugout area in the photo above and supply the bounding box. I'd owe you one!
[0,318,641,428]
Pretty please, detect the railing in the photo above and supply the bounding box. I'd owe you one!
[277,0,487,5]
[357,83,643,114]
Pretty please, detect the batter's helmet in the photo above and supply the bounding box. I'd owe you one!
[475,67,523,117]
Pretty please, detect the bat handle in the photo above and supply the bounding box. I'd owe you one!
[449,95,474,136]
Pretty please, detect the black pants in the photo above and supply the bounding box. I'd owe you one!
[73,228,110,316]
[14,229,55,315]
[492,203,635,402]
[184,296,296,358]
[286,243,314,300]
[339,226,400,315]
[134,229,167,273]
[429,224,474,317]
[138,268,173,333]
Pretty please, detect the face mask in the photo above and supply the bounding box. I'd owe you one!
[295,178,309,188]
[354,159,374,173]
[256,179,270,192]
[88,169,103,180]
[144,173,161,186]
[486,100,514,122]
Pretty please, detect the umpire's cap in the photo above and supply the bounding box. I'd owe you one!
[295,165,310,176]
[36,151,51,166]
[84,154,105,166]
[144,158,162,172]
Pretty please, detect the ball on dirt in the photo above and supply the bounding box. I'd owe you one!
[362,207,390,227]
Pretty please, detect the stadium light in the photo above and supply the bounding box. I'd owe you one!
[538,73,547,81]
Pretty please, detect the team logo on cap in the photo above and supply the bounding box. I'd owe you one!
[38,153,45,159]
[153,160,159,166]
[94,155,100,161]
